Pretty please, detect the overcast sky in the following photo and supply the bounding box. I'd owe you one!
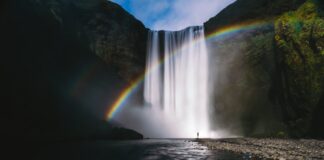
[112,0,236,31]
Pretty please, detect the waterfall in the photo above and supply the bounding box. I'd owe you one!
[144,26,210,138]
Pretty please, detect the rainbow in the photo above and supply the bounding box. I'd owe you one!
[104,19,272,121]
[105,75,144,120]
[205,20,271,40]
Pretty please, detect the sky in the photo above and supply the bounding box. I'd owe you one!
[112,0,236,31]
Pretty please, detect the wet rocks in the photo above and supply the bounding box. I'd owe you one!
[198,138,324,160]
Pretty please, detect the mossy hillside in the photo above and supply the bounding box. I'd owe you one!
[207,0,324,138]
[274,0,324,137]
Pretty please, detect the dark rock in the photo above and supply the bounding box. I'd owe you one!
[0,0,146,141]
[84,0,148,81]
[106,127,144,140]
[31,0,148,81]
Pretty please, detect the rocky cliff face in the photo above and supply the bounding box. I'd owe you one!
[0,0,147,141]
[32,0,148,80]
[84,1,148,81]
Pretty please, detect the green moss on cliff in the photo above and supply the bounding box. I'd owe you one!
[202,0,323,138]
[274,0,324,137]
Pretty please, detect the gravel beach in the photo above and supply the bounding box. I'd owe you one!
[197,138,324,160]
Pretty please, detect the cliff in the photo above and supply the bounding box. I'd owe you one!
[274,0,324,137]
[0,0,146,141]
[204,0,324,138]
[30,0,148,80]
[1,0,323,140]
[204,0,306,34]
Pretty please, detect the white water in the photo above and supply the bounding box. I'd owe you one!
[143,26,212,138]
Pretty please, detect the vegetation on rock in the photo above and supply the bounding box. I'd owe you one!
[274,0,324,137]
[205,0,324,138]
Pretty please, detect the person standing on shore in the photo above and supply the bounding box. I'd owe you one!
[197,132,199,139]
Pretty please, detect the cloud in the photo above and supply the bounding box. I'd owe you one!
[113,0,236,31]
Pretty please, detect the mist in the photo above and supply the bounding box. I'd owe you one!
[206,27,283,136]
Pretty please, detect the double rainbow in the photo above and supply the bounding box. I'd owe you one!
[105,20,272,121]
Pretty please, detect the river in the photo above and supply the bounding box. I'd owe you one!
[33,139,246,160]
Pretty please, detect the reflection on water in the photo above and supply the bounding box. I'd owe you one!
[34,139,243,160]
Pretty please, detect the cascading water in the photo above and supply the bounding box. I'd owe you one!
[144,26,211,138]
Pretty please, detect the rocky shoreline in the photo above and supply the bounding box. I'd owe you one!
[196,138,324,160]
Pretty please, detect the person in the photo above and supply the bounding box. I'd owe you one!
[197,132,199,139]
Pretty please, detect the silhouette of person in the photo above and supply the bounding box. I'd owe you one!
[197,132,199,139]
